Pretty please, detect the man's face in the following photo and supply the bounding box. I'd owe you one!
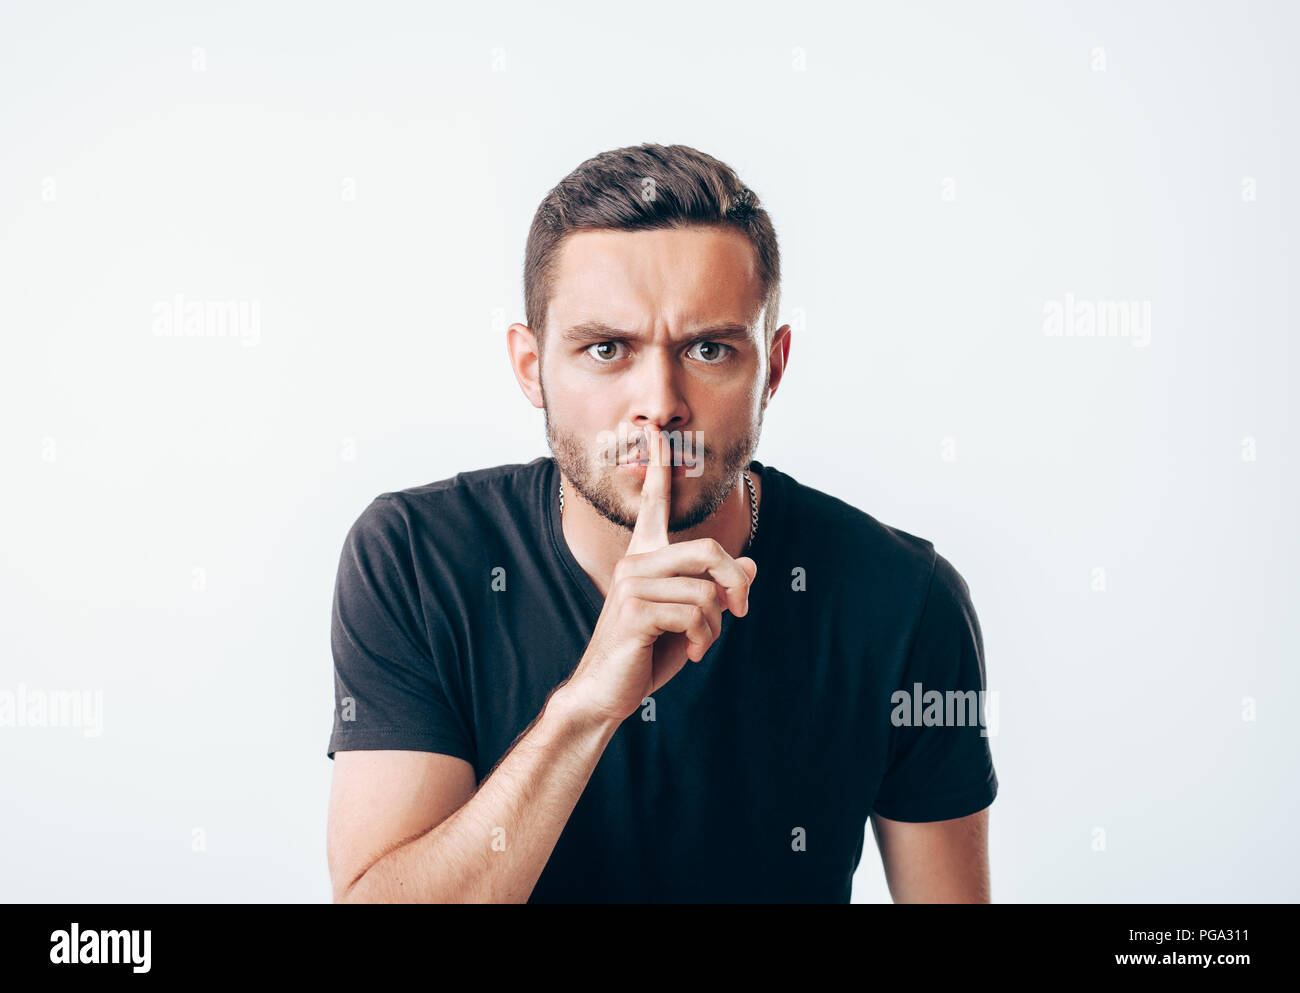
[539,225,771,533]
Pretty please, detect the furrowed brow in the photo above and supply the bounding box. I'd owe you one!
[559,321,752,345]
[559,321,631,344]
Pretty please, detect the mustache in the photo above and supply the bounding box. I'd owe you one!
[594,429,705,467]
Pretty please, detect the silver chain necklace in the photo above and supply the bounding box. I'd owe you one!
[560,469,759,548]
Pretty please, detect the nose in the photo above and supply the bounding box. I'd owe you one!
[628,347,690,435]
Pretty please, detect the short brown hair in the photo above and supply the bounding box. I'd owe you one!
[524,143,781,354]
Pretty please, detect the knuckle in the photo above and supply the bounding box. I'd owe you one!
[612,581,634,608]
[623,596,647,624]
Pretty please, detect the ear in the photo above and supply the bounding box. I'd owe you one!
[765,323,792,402]
[507,323,545,408]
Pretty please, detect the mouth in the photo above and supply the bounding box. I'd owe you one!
[612,433,699,475]
[617,448,696,474]
[619,459,692,477]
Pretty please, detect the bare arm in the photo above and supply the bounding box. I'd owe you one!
[869,808,991,903]
[329,683,620,904]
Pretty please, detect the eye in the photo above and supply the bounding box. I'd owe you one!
[585,341,627,363]
[688,341,733,364]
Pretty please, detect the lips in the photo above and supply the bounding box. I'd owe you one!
[618,439,652,465]
[618,454,696,469]
[613,434,695,466]
[619,448,678,465]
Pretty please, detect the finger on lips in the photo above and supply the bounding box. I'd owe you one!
[628,423,671,555]
[624,424,752,618]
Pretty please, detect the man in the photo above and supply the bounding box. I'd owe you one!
[326,143,998,903]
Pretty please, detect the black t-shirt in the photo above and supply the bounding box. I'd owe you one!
[327,456,998,902]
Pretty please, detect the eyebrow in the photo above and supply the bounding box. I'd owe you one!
[559,321,752,346]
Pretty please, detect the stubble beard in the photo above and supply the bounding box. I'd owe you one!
[543,390,765,535]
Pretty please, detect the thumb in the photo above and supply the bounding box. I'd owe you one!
[736,556,758,582]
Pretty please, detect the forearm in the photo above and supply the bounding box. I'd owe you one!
[340,684,621,903]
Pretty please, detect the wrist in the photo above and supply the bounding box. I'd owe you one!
[545,680,625,740]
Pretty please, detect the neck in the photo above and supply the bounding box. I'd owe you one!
[558,466,761,599]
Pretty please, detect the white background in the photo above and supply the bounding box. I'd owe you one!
[1,0,1295,902]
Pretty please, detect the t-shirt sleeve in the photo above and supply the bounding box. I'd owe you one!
[326,495,476,765]
[871,552,998,822]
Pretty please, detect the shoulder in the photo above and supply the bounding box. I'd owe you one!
[379,458,546,513]
[763,464,980,633]
[920,551,978,623]
[346,458,548,542]
[767,465,938,586]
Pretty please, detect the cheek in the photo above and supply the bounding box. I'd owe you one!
[704,384,760,423]
[549,389,620,447]
[544,372,590,416]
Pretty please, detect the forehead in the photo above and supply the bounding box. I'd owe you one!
[547,225,762,331]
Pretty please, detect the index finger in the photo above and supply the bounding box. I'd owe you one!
[626,424,671,555]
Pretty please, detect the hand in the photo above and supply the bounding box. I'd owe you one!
[564,424,759,724]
